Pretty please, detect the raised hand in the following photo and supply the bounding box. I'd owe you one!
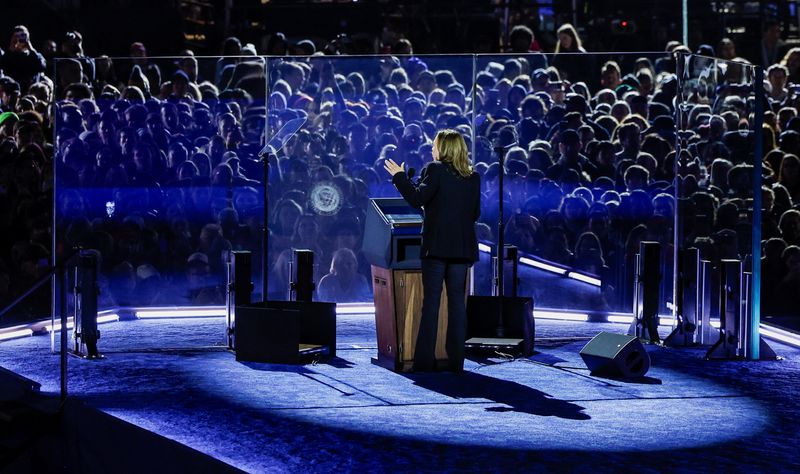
[383,159,405,177]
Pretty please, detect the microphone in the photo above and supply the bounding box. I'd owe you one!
[496,141,518,150]
[493,128,518,151]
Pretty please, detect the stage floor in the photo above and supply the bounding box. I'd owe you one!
[0,314,798,472]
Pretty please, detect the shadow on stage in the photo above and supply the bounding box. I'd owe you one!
[404,370,591,420]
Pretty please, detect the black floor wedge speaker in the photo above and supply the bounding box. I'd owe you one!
[579,332,650,378]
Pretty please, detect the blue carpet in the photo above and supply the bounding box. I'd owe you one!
[0,315,797,472]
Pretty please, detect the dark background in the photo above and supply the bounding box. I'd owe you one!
[1,0,799,61]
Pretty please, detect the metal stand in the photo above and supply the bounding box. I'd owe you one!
[226,251,253,350]
[706,259,743,359]
[741,271,777,360]
[464,142,533,356]
[70,250,101,359]
[665,248,699,346]
[492,143,510,337]
[290,249,315,302]
[705,261,776,360]
[628,241,661,343]
[260,151,271,301]
[697,259,713,345]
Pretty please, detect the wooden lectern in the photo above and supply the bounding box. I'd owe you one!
[364,198,465,372]
[372,266,459,371]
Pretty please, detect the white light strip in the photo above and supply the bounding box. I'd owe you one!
[47,321,75,333]
[0,329,34,341]
[46,314,118,333]
[607,315,633,324]
[659,317,677,326]
[97,314,120,324]
[520,257,567,275]
[710,320,720,329]
[566,271,601,287]
[478,243,492,253]
[760,327,800,347]
[534,310,588,321]
[760,324,798,338]
[136,308,227,318]
[760,324,800,347]
[336,304,375,315]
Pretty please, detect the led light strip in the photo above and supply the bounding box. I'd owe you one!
[0,328,34,341]
[47,321,75,332]
[520,257,568,275]
[336,304,375,315]
[607,315,633,324]
[566,271,601,287]
[136,308,227,318]
[534,310,589,321]
[760,324,800,347]
[47,314,119,333]
[480,244,601,286]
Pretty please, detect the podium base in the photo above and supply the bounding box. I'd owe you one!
[371,355,454,373]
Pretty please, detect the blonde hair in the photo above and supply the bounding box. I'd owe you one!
[434,129,472,178]
[555,23,582,53]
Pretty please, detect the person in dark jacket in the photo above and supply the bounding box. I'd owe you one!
[384,129,481,372]
[1,26,46,91]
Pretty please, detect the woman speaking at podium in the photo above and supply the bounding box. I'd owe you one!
[384,129,481,372]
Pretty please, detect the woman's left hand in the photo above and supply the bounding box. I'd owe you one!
[383,159,405,176]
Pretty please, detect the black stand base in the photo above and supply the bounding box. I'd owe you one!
[706,336,778,360]
[663,321,697,347]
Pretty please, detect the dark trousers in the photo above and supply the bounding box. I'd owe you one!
[415,258,469,371]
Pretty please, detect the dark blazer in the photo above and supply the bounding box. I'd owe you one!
[392,160,481,262]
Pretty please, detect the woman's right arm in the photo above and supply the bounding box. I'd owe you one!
[392,163,440,208]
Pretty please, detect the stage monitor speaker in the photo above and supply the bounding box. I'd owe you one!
[466,296,534,355]
[580,332,650,378]
[235,301,336,364]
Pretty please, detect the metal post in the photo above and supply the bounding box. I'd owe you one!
[682,0,689,46]
[750,65,765,360]
[262,154,269,301]
[673,50,685,327]
[698,259,712,344]
[503,0,510,51]
[741,272,753,358]
[59,268,67,402]
[262,57,271,302]
[494,144,508,337]
[633,253,640,329]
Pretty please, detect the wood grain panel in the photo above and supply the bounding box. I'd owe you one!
[373,266,469,372]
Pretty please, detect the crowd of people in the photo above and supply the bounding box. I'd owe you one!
[1,21,800,321]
